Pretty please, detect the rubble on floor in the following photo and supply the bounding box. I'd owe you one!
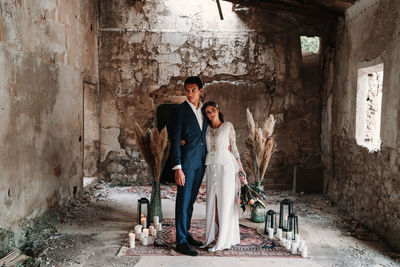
[14,181,400,266]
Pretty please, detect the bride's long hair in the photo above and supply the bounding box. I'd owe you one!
[202,101,224,124]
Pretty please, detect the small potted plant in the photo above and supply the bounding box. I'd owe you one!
[241,108,276,222]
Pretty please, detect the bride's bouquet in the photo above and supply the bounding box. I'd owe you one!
[240,182,267,212]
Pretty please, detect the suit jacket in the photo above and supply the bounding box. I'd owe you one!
[169,101,207,170]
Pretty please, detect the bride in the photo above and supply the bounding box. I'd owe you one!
[201,101,247,251]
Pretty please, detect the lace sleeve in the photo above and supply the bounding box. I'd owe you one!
[229,123,240,159]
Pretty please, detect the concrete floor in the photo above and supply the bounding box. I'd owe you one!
[40,184,400,267]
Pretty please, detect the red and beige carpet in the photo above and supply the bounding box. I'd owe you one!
[118,219,301,258]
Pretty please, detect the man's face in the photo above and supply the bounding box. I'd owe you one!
[185,83,203,106]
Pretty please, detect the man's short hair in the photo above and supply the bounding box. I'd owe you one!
[184,76,203,89]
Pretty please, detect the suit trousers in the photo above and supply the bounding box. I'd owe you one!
[175,166,204,244]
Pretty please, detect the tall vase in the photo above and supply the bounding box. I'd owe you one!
[250,206,265,223]
[149,181,163,223]
[250,182,265,222]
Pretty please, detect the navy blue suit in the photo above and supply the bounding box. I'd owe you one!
[170,101,207,244]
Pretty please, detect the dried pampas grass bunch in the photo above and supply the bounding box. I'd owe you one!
[132,122,170,182]
[244,108,277,187]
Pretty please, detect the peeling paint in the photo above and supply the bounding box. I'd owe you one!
[98,0,334,188]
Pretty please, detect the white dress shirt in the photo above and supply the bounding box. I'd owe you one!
[172,99,204,170]
[186,99,203,131]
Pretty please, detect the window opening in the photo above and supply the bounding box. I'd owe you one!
[355,63,383,152]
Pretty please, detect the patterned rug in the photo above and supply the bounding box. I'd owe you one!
[118,219,301,257]
[124,184,207,203]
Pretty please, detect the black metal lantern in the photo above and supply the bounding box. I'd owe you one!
[264,210,277,234]
[287,213,299,240]
[137,197,149,224]
[279,199,293,231]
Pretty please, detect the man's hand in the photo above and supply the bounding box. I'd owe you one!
[175,169,185,186]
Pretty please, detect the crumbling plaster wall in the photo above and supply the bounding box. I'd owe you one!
[0,0,98,230]
[323,0,400,250]
[99,0,336,188]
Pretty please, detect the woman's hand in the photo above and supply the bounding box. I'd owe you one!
[239,169,247,185]
[180,139,185,146]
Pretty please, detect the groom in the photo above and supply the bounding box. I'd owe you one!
[170,76,207,256]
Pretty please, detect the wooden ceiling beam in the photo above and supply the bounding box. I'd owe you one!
[296,0,356,13]
[227,0,349,19]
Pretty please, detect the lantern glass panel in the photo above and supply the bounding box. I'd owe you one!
[282,209,289,229]
[279,199,293,231]
[137,197,149,224]
[264,210,276,234]
[287,213,298,240]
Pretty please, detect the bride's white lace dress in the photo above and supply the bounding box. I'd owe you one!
[202,121,241,251]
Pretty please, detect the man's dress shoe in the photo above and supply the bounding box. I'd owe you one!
[175,242,199,256]
[187,234,203,247]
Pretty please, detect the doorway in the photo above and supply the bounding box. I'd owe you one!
[83,82,99,187]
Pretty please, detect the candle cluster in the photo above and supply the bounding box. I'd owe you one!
[264,200,309,258]
[129,215,161,248]
[265,226,308,257]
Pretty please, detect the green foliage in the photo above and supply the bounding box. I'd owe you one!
[240,184,267,212]
[23,257,34,266]
[300,36,320,53]
[109,181,128,187]
[0,228,16,258]
[0,212,59,262]
[20,213,59,257]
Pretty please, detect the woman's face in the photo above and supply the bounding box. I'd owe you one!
[205,105,219,122]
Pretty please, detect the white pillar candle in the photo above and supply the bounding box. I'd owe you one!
[267,228,274,239]
[154,216,159,225]
[134,225,143,240]
[301,245,308,258]
[128,233,135,248]
[277,228,283,240]
[286,231,293,240]
[143,228,149,237]
[139,232,144,241]
[285,240,291,250]
[299,240,306,252]
[279,238,286,246]
[142,237,148,246]
[295,234,301,242]
[141,217,147,228]
[291,242,298,255]
[152,229,157,236]
[149,225,154,235]
[157,222,162,231]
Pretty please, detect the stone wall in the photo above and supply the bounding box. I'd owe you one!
[0,0,98,230]
[99,0,336,188]
[323,0,400,251]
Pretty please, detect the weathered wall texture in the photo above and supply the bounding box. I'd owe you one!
[84,82,100,177]
[99,0,336,188]
[323,0,400,250]
[0,0,98,230]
